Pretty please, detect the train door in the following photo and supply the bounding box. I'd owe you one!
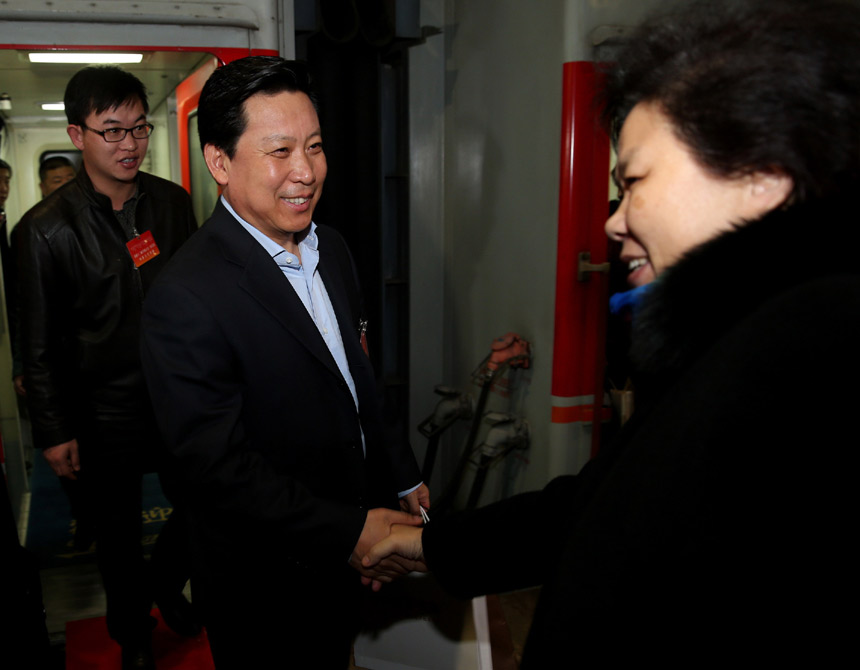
[0,0,283,524]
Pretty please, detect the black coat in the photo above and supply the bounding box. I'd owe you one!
[17,169,197,449]
[140,202,422,578]
[423,197,860,665]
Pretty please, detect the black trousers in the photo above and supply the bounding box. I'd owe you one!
[78,422,191,645]
[199,560,360,669]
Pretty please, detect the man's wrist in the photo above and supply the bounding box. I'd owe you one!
[398,481,424,499]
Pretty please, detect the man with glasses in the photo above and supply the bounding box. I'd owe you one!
[17,66,197,670]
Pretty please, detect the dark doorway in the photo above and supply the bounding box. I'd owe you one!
[297,1,420,438]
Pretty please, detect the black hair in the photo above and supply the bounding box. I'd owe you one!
[39,156,74,183]
[0,158,11,178]
[63,66,149,127]
[601,0,860,202]
[197,56,317,158]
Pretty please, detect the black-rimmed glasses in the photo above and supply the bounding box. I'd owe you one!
[82,123,154,142]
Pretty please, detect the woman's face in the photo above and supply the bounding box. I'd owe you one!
[605,102,792,286]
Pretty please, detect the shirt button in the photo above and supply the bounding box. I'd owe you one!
[286,257,293,264]
[323,327,328,335]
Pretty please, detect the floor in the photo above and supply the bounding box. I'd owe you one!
[42,562,106,641]
[498,588,540,666]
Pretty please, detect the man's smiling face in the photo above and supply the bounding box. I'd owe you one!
[69,98,149,194]
[212,89,327,249]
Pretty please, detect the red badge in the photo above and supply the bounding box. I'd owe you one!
[126,230,160,268]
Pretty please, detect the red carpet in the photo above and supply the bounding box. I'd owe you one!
[65,609,215,669]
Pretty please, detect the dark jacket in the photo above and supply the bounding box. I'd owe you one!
[140,203,422,575]
[423,196,860,664]
[18,168,196,449]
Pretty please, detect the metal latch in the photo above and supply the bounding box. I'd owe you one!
[577,251,610,282]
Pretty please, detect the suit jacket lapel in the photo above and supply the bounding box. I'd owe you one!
[317,230,367,373]
[208,203,344,382]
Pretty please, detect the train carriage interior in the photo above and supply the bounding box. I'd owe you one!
[0,45,221,666]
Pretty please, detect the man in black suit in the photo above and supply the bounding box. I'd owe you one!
[140,57,427,668]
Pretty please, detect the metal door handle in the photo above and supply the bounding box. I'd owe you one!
[577,251,610,282]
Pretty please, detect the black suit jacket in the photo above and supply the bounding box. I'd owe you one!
[141,201,420,578]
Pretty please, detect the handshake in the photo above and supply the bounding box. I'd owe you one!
[349,484,431,591]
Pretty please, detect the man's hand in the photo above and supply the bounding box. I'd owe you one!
[362,524,426,573]
[13,375,26,396]
[350,508,423,591]
[400,483,430,515]
[43,439,80,480]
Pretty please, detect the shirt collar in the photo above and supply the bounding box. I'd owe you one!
[221,195,318,263]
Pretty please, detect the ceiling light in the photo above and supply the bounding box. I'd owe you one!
[41,102,65,111]
[29,53,144,64]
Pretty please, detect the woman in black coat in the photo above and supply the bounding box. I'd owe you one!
[364,0,860,664]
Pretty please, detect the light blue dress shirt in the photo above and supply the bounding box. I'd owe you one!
[221,197,420,499]
[222,197,360,416]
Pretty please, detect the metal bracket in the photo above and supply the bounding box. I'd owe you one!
[577,251,610,282]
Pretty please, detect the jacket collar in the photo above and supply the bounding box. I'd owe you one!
[630,196,858,383]
[206,201,350,384]
[74,165,146,212]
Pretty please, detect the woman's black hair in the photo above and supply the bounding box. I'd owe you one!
[601,0,860,202]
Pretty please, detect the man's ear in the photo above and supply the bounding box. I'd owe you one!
[748,169,794,215]
[67,125,85,151]
[203,144,230,187]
